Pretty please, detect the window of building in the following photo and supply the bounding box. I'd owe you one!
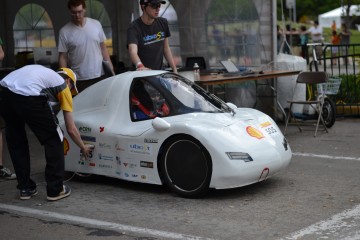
[86,0,113,55]
[13,3,55,54]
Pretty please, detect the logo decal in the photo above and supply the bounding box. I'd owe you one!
[144,138,158,143]
[79,126,91,134]
[63,138,69,155]
[129,143,153,155]
[246,126,265,139]
[140,161,154,168]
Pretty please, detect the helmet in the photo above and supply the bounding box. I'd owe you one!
[57,68,78,96]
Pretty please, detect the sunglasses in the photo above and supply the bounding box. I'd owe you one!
[149,3,161,9]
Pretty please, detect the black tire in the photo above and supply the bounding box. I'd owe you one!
[322,97,336,128]
[159,135,212,198]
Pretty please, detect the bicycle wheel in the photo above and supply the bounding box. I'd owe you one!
[322,97,336,128]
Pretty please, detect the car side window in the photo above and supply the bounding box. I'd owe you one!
[130,79,170,121]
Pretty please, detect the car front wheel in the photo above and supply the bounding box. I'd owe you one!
[160,135,212,198]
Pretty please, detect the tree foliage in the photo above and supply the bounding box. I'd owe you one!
[277,0,360,22]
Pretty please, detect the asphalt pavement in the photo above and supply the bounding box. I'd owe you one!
[0,117,360,240]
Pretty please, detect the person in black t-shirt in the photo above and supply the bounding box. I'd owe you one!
[126,0,177,73]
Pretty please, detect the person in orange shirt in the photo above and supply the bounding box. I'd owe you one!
[331,30,341,65]
[331,20,337,31]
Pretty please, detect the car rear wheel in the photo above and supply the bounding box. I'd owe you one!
[160,135,212,198]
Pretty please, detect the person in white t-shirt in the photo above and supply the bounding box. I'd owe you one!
[58,0,114,92]
[307,20,324,62]
[0,65,92,201]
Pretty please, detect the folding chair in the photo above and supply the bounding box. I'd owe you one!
[284,71,329,137]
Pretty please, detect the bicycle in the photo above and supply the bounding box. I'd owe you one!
[305,42,338,128]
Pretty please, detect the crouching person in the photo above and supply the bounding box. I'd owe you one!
[0,65,92,201]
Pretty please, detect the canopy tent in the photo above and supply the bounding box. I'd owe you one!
[319,5,360,28]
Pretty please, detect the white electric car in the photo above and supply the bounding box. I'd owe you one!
[58,70,292,198]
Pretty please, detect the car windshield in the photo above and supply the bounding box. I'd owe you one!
[130,73,234,121]
[158,73,234,114]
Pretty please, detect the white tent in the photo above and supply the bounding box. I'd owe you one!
[319,5,360,28]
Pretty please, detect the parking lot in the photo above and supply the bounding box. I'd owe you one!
[0,118,360,240]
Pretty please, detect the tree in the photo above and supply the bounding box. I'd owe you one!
[341,0,360,28]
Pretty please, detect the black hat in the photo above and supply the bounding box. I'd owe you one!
[140,0,166,5]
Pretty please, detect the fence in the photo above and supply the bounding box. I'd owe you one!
[308,43,360,117]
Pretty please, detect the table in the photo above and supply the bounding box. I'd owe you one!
[196,70,301,86]
[195,70,301,120]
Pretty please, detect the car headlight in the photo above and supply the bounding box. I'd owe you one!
[226,152,253,162]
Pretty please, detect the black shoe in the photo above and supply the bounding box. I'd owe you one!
[20,188,38,200]
[47,184,71,201]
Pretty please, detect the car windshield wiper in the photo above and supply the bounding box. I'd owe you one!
[191,84,236,115]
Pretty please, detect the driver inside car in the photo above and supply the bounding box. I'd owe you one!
[131,80,170,120]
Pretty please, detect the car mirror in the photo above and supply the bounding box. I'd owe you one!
[152,117,171,131]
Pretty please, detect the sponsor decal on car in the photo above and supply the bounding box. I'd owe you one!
[144,138,158,143]
[99,126,105,132]
[115,144,126,151]
[129,143,153,155]
[98,154,114,161]
[78,158,96,167]
[81,135,96,142]
[260,121,272,128]
[116,156,121,165]
[98,164,112,169]
[79,126,91,134]
[246,126,265,139]
[140,161,154,168]
[260,121,279,136]
[123,162,137,168]
[99,142,112,149]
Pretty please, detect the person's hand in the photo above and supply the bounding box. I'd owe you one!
[81,144,94,159]
[136,66,151,71]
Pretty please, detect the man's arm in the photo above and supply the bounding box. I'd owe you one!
[100,42,115,75]
[63,110,92,158]
[58,52,68,68]
[128,43,150,70]
[0,45,4,61]
[163,38,177,73]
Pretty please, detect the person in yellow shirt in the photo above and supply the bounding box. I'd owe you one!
[0,65,92,201]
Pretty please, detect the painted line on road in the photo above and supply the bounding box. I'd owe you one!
[293,152,360,161]
[282,204,360,239]
[0,203,213,240]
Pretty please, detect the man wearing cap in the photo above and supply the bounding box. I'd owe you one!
[127,0,177,73]
[0,64,92,201]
